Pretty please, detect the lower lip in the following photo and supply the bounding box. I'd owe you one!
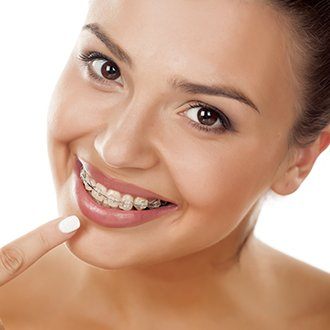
[73,159,179,228]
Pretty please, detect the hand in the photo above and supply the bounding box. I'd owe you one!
[0,215,80,287]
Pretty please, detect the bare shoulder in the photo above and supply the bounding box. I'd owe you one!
[251,237,330,328]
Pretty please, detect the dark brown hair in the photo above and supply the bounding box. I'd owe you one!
[269,0,329,148]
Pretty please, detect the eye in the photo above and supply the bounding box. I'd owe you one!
[182,101,234,135]
[77,51,124,85]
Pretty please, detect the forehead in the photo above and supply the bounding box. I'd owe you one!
[86,0,296,114]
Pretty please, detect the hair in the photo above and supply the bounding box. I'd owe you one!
[267,0,330,148]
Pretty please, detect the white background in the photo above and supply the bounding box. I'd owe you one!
[0,1,329,272]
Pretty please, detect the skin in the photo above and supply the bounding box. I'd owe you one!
[0,0,330,328]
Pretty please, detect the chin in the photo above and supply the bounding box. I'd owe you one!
[61,219,175,270]
[64,230,140,270]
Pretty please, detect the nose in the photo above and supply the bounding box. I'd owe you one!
[94,97,160,170]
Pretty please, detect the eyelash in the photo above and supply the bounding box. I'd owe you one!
[185,101,233,134]
[77,50,234,135]
[77,50,121,84]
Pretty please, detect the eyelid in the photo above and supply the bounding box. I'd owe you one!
[77,50,117,68]
[179,100,237,136]
[83,50,111,60]
[186,101,233,128]
[77,50,124,86]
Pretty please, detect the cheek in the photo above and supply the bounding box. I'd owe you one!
[47,61,106,188]
[168,135,277,229]
[47,61,117,143]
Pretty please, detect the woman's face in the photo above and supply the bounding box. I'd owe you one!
[47,0,297,269]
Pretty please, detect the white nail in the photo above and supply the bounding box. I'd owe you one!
[58,215,81,234]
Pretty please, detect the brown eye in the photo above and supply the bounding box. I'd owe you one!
[185,103,230,131]
[196,108,218,126]
[91,59,121,81]
[77,51,124,85]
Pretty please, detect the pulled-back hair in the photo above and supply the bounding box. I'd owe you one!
[268,0,329,148]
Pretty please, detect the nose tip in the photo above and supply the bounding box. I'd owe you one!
[93,95,163,170]
[94,126,159,170]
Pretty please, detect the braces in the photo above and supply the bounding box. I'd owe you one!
[80,169,166,210]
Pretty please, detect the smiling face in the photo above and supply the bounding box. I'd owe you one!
[47,0,299,269]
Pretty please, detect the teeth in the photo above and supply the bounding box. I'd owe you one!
[148,199,162,209]
[105,189,121,208]
[80,169,87,180]
[119,194,134,211]
[91,183,107,203]
[90,178,96,187]
[96,183,107,194]
[84,181,93,191]
[91,190,103,203]
[80,167,167,210]
[80,169,93,191]
[133,197,149,210]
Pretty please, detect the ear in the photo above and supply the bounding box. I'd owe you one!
[271,124,330,196]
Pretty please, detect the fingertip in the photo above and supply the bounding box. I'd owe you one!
[58,215,81,234]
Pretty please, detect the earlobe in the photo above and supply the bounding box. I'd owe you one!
[318,125,330,154]
[271,129,330,196]
[271,165,302,195]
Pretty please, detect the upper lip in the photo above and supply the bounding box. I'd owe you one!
[77,157,177,205]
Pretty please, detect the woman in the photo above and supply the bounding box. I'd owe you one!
[0,0,329,328]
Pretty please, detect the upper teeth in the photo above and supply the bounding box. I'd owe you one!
[80,168,164,210]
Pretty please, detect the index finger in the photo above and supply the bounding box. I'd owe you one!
[0,215,80,286]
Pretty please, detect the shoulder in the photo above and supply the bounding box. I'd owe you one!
[251,238,330,328]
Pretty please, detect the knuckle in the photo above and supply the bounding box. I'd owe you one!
[0,246,25,276]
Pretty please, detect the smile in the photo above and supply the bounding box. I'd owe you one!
[80,167,171,211]
[73,157,180,228]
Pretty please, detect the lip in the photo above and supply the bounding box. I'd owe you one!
[73,157,180,228]
[77,157,177,205]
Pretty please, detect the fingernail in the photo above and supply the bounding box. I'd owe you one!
[58,215,81,234]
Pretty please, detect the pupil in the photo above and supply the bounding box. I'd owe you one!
[197,108,218,125]
[102,61,120,80]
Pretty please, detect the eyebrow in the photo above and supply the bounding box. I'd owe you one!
[82,23,260,114]
[169,77,260,113]
[82,23,133,68]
